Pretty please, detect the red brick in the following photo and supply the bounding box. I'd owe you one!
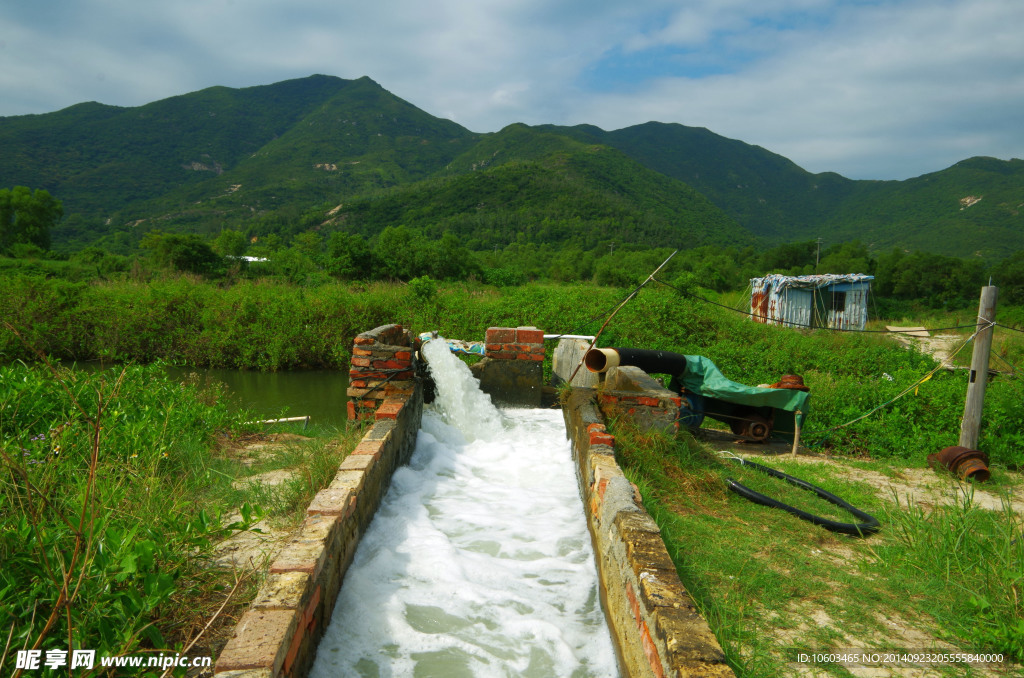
[372,359,411,370]
[350,379,367,388]
[351,357,371,367]
[517,353,544,361]
[599,394,620,404]
[352,347,373,356]
[485,343,503,352]
[637,396,661,407]
[394,350,412,360]
[587,422,606,434]
[590,431,615,446]
[486,351,516,360]
[486,327,516,343]
[626,581,640,625]
[641,622,665,678]
[215,609,298,673]
[670,397,682,408]
[375,400,404,420]
[353,335,375,345]
[516,327,544,344]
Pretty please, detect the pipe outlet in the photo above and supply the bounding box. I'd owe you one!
[584,348,621,373]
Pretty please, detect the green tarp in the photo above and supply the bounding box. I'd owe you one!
[678,355,810,418]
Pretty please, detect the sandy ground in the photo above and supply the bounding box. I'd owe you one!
[211,433,309,570]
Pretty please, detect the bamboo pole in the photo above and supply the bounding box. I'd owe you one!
[566,250,678,386]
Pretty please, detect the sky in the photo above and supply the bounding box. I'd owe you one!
[1,0,1022,180]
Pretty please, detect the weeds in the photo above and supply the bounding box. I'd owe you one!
[612,420,1022,675]
[0,362,272,675]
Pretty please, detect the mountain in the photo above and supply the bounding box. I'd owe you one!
[1,74,1021,258]
[538,121,859,240]
[315,123,749,250]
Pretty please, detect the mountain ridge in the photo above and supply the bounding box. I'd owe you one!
[1,74,1020,258]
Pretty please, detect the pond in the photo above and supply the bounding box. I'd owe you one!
[63,362,351,428]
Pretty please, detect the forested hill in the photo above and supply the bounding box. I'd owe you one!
[1,74,1021,257]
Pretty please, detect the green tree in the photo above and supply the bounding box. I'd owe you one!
[212,229,248,257]
[325,231,374,279]
[0,186,63,253]
[994,250,1024,305]
[141,230,222,275]
[817,241,874,276]
[292,230,323,258]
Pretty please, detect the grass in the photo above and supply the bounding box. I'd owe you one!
[611,420,1023,676]
[0,361,362,676]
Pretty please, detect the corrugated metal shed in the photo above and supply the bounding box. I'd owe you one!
[750,274,874,330]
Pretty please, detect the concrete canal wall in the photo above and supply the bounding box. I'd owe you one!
[213,327,732,678]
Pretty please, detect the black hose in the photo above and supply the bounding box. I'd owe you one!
[724,458,880,537]
[590,347,690,376]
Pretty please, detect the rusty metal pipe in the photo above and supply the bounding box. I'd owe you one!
[927,446,991,482]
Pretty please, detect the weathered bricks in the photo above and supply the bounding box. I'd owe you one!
[561,388,732,678]
[214,609,298,673]
[484,326,545,361]
[347,324,416,421]
[598,366,682,435]
[217,324,424,678]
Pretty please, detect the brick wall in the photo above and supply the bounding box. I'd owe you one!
[471,326,546,407]
[346,324,415,421]
[214,328,423,678]
[484,326,545,361]
[597,366,682,435]
[563,388,734,678]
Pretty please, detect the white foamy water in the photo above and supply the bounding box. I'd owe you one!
[310,339,620,678]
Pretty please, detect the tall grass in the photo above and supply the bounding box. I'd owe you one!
[880,489,1024,660]
[3,275,1024,467]
[0,362,253,672]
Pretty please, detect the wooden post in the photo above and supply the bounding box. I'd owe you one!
[791,409,802,456]
[959,286,998,449]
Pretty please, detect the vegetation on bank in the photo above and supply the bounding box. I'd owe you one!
[0,361,362,674]
[613,423,1024,674]
[2,260,1024,671]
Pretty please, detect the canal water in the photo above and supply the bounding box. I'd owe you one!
[310,338,620,677]
[62,362,350,427]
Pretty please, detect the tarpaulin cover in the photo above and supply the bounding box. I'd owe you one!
[418,332,486,356]
[677,355,810,415]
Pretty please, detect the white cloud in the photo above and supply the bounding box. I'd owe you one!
[0,0,1021,179]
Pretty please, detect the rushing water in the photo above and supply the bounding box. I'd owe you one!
[310,339,620,678]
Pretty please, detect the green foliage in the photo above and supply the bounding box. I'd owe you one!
[0,363,247,662]
[408,275,438,302]
[0,186,62,253]
[212,228,248,257]
[141,230,223,275]
[880,491,1024,660]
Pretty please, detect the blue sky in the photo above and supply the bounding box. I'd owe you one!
[1,0,1022,180]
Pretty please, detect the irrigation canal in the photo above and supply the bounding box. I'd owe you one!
[309,338,620,677]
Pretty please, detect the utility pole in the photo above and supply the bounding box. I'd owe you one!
[815,238,822,272]
[959,285,998,449]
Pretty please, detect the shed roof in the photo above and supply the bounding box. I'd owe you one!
[751,273,873,291]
